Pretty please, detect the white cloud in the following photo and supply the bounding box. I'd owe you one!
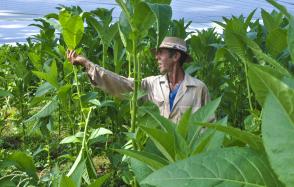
[184,5,230,13]
[0,24,26,29]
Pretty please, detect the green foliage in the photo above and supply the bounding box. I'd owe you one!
[25,98,58,123]
[2,1,294,186]
[59,176,76,187]
[119,97,220,170]
[247,64,292,105]
[59,9,84,50]
[33,60,59,88]
[288,16,294,63]
[0,89,13,97]
[146,3,172,47]
[114,149,168,170]
[142,147,281,187]
[0,152,38,185]
[262,92,294,186]
[87,173,111,187]
[249,61,294,186]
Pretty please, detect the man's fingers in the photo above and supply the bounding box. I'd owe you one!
[66,50,85,66]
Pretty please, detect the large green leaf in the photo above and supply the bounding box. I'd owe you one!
[59,9,84,50]
[140,126,175,162]
[118,11,132,51]
[146,3,172,47]
[205,116,227,151]
[133,2,156,37]
[223,18,247,62]
[190,96,221,122]
[140,106,176,133]
[88,128,113,140]
[142,147,281,187]
[195,122,263,151]
[177,107,192,139]
[25,97,58,123]
[87,173,111,187]
[244,38,290,76]
[59,176,76,187]
[67,149,84,177]
[248,63,292,105]
[130,158,153,185]
[113,34,125,73]
[32,60,59,88]
[86,16,118,47]
[262,89,294,186]
[173,130,189,160]
[28,51,42,70]
[288,16,294,63]
[60,135,81,144]
[190,129,215,155]
[114,149,168,170]
[261,9,283,32]
[69,159,86,187]
[4,152,38,182]
[35,82,54,97]
[266,28,287,57]
[187,96,221,149]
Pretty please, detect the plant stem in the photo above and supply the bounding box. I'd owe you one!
[102,44,106,68]
[243,61,253,111]
[130,39,139,150]
[81,108,92,150]
[73,66,86,122]
[58,103,61,136]
[81,107,97,177]
[128,52,132,77]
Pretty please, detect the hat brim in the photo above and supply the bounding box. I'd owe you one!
[150,47,192,63]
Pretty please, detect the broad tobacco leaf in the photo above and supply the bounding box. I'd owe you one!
[59,9,84,50]
[142,147,281,187]
[262,88,294,186]
[145,3,172,47]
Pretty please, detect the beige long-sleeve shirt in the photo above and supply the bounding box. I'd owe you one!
[85,61,210,123]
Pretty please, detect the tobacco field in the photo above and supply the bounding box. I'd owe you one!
[0,0,294,186]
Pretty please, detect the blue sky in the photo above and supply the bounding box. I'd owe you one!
[1,0,294,44]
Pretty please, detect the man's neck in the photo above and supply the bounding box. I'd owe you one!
[167,63,185,90]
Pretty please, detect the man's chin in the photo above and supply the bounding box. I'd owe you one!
[159,70,166,74]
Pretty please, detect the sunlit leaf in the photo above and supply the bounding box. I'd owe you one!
[59,9,84,50]
[262,88,294,186]
[142,147,281,187]
[115,149,168,170]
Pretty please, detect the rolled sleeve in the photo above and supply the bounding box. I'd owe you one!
[85,61,134,98]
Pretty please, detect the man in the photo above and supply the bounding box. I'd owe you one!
[67,36,210,123]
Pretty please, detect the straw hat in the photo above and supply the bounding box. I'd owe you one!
[154,37,192,63]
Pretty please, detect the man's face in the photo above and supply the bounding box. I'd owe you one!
[155,48,174,74]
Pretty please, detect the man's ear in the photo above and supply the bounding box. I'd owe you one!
[173,51,181,62]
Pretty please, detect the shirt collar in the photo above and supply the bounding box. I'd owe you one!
[159,73,200,87]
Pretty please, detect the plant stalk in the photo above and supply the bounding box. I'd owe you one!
[243,61,253,111]
[73,66,86,122]
[130,38,139,150]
